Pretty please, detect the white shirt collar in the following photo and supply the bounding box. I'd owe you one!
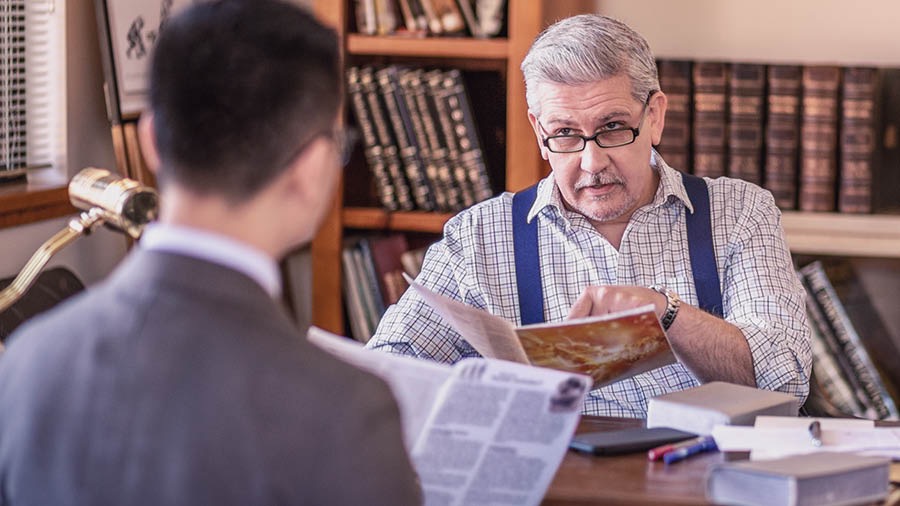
[139,223,282,298]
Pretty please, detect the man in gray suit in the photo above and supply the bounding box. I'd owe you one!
[0,1,421,504]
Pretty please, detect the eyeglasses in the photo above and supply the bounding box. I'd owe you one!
[538,93,655,153]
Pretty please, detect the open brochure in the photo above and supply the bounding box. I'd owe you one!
[307,327,591,506]
[406,275,675,387]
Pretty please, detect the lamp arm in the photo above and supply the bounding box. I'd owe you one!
[0,209,106,315]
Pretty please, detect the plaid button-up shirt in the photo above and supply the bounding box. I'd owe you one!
[368,152,812,418]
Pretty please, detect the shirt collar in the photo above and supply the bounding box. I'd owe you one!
[139,223,282,298]
[524,148,694,223]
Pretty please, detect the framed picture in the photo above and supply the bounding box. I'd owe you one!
[94,0,195,121]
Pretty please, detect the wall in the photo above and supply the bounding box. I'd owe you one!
[595,0,900,66]
[0,0,126,286]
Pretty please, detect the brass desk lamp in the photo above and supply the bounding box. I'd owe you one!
[0,168,159,347]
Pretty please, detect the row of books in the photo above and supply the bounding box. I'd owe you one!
[347,64,494,213]
[353,0,506,38]
[341,234,428,343]
[657,60,900,214]
[800,259,900,420]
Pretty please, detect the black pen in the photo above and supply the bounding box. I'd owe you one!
[808,420,822,447]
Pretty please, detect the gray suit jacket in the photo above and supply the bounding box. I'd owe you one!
[0,250,421,505]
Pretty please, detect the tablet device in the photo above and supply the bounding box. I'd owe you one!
[569,427,697,456]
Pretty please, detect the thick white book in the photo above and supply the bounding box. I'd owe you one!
[646,381,798,435]
[706,452,890,506]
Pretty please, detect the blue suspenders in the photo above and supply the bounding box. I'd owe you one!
[511,173,723,325]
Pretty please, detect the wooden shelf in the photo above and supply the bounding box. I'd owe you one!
[0,182,75,229]
[343,207,452,233]
[782,211,900,258]
[346,34,509,59]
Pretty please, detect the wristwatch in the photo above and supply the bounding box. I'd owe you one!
[649,285,681,331]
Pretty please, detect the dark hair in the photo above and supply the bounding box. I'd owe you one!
[148,0,340,202]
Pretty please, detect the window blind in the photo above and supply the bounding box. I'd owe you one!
[0,0,64,180]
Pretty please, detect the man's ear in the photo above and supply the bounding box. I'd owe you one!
[647,91,668,146]
[136,113,161,175]
[527,110,550,161]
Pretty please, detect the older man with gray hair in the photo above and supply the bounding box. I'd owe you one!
[369,14,811,418]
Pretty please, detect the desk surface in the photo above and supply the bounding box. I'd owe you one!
[544,416,723,505]
[543,416,900,506]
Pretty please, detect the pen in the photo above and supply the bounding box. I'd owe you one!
[662,436,718,465]
[808,420,822,447]
[647,436,703,461]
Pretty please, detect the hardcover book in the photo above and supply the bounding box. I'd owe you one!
[346,66,398,211]
[376,66,436,211]
[398,68,452,212]
[802,268,880,419]
[706,452,890,506]
[656,59,693,171]
[727,63,766,185]
[646,381,798,436]
[839,67,881,213]
[434,69,493,204]
[426,69,476,209]
[692,61,729,178]
[800,260,899,420]
[764,65,803,210]
[798,66,841,212]
[359,66,415,211]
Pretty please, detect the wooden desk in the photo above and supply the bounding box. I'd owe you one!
[544,416,900,505]
[544,416,722,505]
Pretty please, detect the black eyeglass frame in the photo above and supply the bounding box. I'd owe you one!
[538,92,657,153]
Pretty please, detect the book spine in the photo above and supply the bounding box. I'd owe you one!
[341,243,371,343]
[839,67,880,214]
[475,0,506,37]
[455,0,485,37]
[356,238,388,321]
[801,261,898,419]
[400,68,453,212]
[438,69,494,203]
[807,309,868,417]
[395,0,425,33]
[727,63,766,185]
[799,66,841,212]
[376,66,436,211]
[429,0,466,33]
[424,69,465,210]
[354,0,378,35]
[692,61,729,178]
[802,272,878,419]
[876,69,900,213]
[763,65,803,210]
[360,66,416,211]
[346,66,399,211]
[656,59,692,172]
[373,0,399,35]
[417,0,445,34]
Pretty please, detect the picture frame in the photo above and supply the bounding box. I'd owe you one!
[94,0,195,122]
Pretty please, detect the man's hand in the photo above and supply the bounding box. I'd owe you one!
[567,285,668,321]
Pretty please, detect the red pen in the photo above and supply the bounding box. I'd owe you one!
[647,436,702,461]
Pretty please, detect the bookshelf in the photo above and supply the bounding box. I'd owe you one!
[310,0,900,335]
[310,0,547,333]
[594,0,900,260]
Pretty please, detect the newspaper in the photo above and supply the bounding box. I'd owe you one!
[308,327,591,506]
[406,276,675,387]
